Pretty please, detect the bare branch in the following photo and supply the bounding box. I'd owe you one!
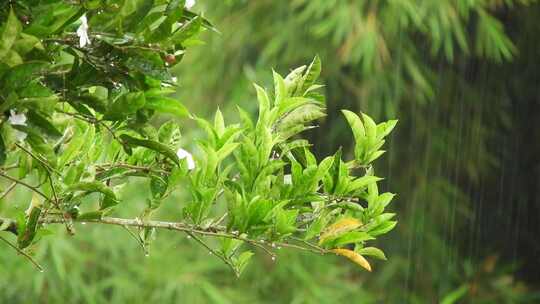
[0,171,49,201]
[0,234,43,272]
[0,182,17,200]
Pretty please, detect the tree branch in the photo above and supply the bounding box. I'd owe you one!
[0,171,49,201]
[36,216,327,255]
[0,234,43,271]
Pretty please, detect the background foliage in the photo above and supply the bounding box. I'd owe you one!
[2,0,540,303]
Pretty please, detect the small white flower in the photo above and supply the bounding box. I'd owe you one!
[9,110,26,125]
[283,174,292,185]
[8,110,27,141]
[76,14,91,48]
[177,148,195,170]
[185,0,196,9]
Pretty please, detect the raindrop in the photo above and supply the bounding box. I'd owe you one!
[208,251,213,255]
[271,243,276,248]
[277,246,282,250]
[271,256,276,261]
[39,269,44,273]
[186,235,192,239]
[81,222,86,225]
[145,253,149,257]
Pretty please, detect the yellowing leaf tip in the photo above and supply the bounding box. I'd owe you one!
[331,248,372,272]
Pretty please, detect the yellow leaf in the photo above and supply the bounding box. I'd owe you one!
[331,248,372,272]
[319,218,362,245]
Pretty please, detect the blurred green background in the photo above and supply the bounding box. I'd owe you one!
[2,0,540,303]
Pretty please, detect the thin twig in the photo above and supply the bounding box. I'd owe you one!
[15,143,60,176]
[0,164,18,171]
[57,110,123,144]
[0,171,49,201]
[36,216,326,254]
[290,236,327,253]
[121,225,147,255]
[47,174,61,210]
[0,182,17,200]
[0,234,43,271]
[212,212,228,227]
[186,231,239,276]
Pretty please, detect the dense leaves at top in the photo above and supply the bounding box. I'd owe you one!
[0,0,397,275]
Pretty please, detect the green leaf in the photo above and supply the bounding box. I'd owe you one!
[100,196,119,210]
[27,110,62,138]
[370,192,395,215]
[361,113,377,141]
[119,0,138,17]
[368,220,397,237]
[171,15,202,43]
[319,218,362,245]
[214,108,225,137]
[67,181,117,201]
[104,92,146,120]
[13,33,44,56]
[0,9,22,61]
[254,84,270,124]
[301,55,322,93]
[276,103,325,133]
[145,97,189,118]
[304,217,327,241]
[341,110,365,142]
[150,175,168,199]
[17,207,42,249]
[377,120,398,139]
[217,142,239,162]
[158,120,181,144]
[58,124,86,167]
[333,231,374,247]
[347,175,382,193]
[357,247,387,260]
[120,134,180,165]
[272,70,286,106]
[247,198,273,227]
[236,250,254,276]
[16,125,58,168]
[275,208,298,236]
